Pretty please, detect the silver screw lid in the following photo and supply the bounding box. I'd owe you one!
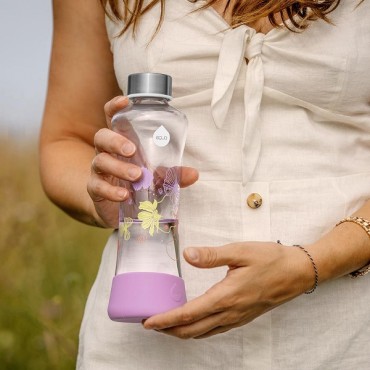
[127,73,172,100]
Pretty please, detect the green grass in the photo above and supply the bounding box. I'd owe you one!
[0,138,111,369]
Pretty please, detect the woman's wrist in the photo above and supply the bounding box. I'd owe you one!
[293,245,319,294]
[273,243,318,297]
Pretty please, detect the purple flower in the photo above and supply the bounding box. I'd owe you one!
[163,167,179,195]
[132,167,153,191]
[163,167,180,215]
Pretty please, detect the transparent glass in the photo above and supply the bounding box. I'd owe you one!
[111,97,187,277]
[108,97,188,322]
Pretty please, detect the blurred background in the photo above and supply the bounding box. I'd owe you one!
[0,2,110,369]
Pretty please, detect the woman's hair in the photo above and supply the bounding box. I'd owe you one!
[101,0,357,36]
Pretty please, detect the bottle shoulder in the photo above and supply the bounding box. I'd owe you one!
[112,102,187,125]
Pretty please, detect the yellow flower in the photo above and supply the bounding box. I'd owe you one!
[119,217,133,241]
[138,200,162,236]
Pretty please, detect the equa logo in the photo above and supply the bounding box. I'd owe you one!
[153,125,170,147]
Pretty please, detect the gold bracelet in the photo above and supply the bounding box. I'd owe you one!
[336,216,370,278]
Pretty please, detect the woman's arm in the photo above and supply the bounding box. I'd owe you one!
[309,201,370,280]
[40,0,198,228]
[40,0,129,226]
[143,201,370,338]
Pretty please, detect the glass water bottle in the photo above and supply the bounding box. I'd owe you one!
[107,73,188,323]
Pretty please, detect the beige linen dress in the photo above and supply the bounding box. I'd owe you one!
[77,1,370,368]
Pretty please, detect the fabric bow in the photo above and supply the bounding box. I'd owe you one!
[211,25,265,183]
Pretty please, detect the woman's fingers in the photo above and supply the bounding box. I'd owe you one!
[91,152,141,181]
[179,166,199,188]
[144,289,222,331]
[88,152,141,203]
[157,312,227,340]
[154,166,199,189]
[104,96,130,127]
[194,323,240,340]
[91,129,198,207]
[101,95,135,155]
[94,128,136,157]
[87,173,128,202]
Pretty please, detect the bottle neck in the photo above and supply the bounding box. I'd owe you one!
[130,96,170,105]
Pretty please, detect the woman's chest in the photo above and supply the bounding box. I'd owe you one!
[110,0,370,114]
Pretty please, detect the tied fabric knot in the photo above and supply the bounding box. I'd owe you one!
[211,26,265,183]
[244,32,264,60]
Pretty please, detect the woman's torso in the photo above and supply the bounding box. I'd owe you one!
[77,1,370,369]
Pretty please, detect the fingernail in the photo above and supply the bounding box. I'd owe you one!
[117,189,127,199]
[128,167,141,180]
[185,247,199,262]
[122,143,135,155]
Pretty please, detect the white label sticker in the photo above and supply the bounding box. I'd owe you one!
[153,125,170,147]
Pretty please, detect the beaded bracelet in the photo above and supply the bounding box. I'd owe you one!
[336,216,370,278]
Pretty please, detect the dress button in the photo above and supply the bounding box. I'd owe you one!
[247,193,263,209]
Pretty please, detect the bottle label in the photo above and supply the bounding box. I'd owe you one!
[153,125,170,147]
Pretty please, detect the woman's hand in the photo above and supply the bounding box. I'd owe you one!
[143,242,315,339]
[87,96,137,228]
[87,96,199,228]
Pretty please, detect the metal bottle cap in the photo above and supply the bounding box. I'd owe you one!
[127,73,172,100]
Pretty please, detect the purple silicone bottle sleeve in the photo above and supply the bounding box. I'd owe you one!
[108,272,187,323]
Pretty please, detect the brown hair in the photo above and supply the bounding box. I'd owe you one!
[100,0,356,36]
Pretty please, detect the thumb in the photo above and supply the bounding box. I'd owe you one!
[183,245,239,269]
[179,167,199,188]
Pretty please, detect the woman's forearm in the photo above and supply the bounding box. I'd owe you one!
[40,0,123,227]
[40,137,101,226]
[307,200,370,283]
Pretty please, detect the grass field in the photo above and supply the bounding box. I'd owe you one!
[0,138,111,369]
